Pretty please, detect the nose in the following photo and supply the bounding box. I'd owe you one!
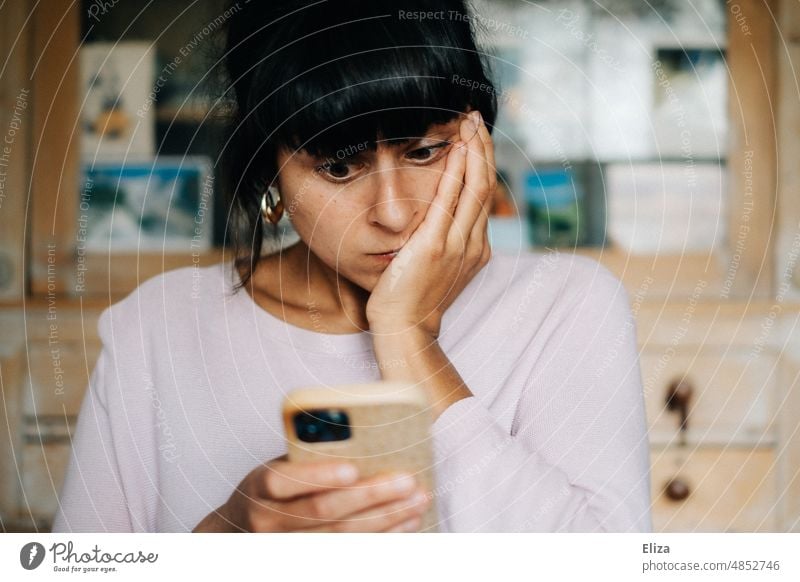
[366,164,418,233]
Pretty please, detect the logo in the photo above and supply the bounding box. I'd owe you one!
[20,542,46,570]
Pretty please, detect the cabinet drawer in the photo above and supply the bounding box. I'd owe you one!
[0,349,25,518]
[641,351,776,445]
[21,441,71,522]
[650,447,778,532]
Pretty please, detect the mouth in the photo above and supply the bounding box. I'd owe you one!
[369,247,402,256]
[369,248,401,261]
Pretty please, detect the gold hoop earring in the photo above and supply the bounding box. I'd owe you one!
[260,185,284,225]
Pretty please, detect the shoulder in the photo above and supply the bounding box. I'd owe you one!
[471,250,633,342]
[553,251,630,308]
[485,249,628,306]
[97,262,229,342]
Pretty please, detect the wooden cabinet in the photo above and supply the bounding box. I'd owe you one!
[1,0,799,532]
[0,304,104,530]
[641,350,777,446]
[634,301,800,531]
[651,448,779,532]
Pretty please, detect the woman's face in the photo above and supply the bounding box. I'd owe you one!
[275,116,467,292]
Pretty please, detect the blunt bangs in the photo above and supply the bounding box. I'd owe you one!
[220,0,498,287]
[262,41,495,159]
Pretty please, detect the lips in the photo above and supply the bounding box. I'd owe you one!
[369,248,400,263]
[370,247,402,255]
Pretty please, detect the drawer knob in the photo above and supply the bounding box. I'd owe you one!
[664,477,691,501]
[665,378,694,437]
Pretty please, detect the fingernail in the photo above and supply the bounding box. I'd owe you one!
[391,474,415,492]
[411,491,428,506]
[470,110,481,127]
[336,464,358,482]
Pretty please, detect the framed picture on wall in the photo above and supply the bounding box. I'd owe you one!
[80,41,156,159]
[78,156,214,253]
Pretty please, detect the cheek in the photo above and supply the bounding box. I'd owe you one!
[289,193,357,251]
[403,165,444,207]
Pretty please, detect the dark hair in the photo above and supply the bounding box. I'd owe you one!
[219,0,498,290]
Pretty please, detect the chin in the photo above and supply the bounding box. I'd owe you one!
[332,264,374,294]
[354,274,377,294]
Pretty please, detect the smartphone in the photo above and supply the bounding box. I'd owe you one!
[282,381,440,532]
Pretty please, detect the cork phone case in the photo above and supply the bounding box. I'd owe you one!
[282,381,440,532]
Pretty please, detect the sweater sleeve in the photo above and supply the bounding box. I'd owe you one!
[51,309,134,532]
[429,267,653,532]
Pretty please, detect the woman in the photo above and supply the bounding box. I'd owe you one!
[52,0,652,533]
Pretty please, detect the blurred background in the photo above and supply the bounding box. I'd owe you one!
[1,0,799,532]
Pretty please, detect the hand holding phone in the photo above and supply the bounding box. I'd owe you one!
[195,454,431,532]
[282,381,441,532]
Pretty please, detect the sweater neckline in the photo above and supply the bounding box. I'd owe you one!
[223,260,376,355]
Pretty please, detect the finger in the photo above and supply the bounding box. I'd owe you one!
[311,472,417,517]
[475,227,491,270]
[421,134,468,242]
[469,171,492,244]
[259,459,360,500]
[453,111,491,246]
[481,229,492,264]
[385,516,424,533]
[466,111,496,248]
[475,115,498,240]
[468,198,491,253]
[467,204,490,262]
[295,486,430,533]
[272,472,419,531]
[474,111,497,195]
[468,171,493,266]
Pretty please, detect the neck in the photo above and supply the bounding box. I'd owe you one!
[247,241,371,332]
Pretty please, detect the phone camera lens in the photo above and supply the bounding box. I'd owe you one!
[294,409,351,443]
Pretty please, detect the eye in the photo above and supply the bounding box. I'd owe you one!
[405,141,449,164]
[315,160,365,183]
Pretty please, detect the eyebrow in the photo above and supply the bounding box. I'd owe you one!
[339,137,451,161]
[378,129,457,147]
[300,125,458,161]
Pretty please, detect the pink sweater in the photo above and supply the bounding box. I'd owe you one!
[51,250,652,532]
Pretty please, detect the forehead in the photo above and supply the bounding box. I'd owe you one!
[284,117,464,161]
[397,117,463,137]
